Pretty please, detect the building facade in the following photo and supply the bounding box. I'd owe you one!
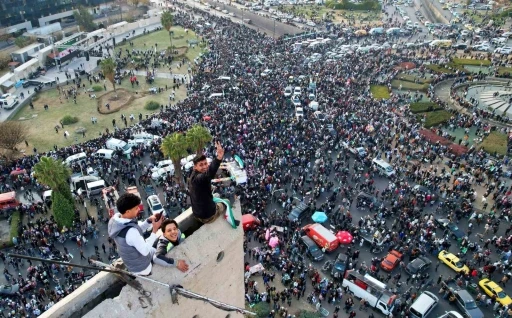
[0,0,109,28]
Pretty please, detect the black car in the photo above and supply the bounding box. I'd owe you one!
[405,256,432,275]
[287,202,310,222]
[331,253,348,279]
[300,236,324,261]
[435,218,466,240]
[22,80,43,88]
[356,192,382,208]
[452,43,468,50]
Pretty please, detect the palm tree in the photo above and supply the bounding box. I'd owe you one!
[186,125,212,156]
[161,10,174,50]
[161,132,189,188]
[100,57,117,97]
[33,156,73,202]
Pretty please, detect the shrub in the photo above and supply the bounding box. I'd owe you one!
[452,58,491,66]
[249,302,271,318]
[416,110,452,128]
[92,85,103,92]
[480,131,508,157]
[295,310,323,318]
[370,85,390,99]
[409,102,442,113]
[61,115,79,125]
[391,80,429,92]
[327,0,381,10]
[145,100,160,110]
[7,211,21,247]
[51,191,75,228]
[396,74,432,84]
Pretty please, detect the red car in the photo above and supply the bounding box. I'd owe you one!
[380,250,403,271]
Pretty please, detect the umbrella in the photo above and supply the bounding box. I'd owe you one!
[265,229,270,241]
[234,155,244,169]
[311,211,328,223]
[269,236,279,248]
[336,231,353,244]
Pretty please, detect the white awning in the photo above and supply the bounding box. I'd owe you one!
[2,80,14,87]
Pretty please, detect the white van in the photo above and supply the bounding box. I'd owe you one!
[43,190,52,205]
[151,160,174,172]
[409,291,438,318]
[94,149,114,160]
[105,138,132,155]
[372,158,395,178]
[86,180,106,197]
[0,94,19,110]
[132,132,160,142]
[64,152,87,166]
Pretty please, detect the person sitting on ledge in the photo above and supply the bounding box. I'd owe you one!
[188,141,239,227]
[153,219,189,272]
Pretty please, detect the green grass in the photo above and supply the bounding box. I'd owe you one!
[498,67,512,76]
[480,131,508,157]
[452,58,491,66]
[426,64,456,74]
[12,78,187,152]
[370,85,390,99]
[417,110,452,128]
[409,102,443,114]
[396,74,433,84]
[116,26,204,62]
[0,211,20,248]
[391,80,429,92]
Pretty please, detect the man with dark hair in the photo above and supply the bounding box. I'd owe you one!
[108,193,163,275]
[188,141,226,223]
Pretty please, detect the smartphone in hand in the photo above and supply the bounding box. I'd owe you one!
[155,212,164,222]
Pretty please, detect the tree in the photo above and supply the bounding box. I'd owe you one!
[73,6,97,32]
[130,0,149,7]
[0,122,29,152]
[161,10,174,49]
[161,132,189,188]
[186,125,212,156]
[14,36,34,48]
[100,57,117,97]
[33,156,73,203]
[51,191,75,228]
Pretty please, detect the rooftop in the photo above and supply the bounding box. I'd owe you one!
[40,199,245,318]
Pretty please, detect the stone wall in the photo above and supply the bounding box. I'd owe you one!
[40,199,245,318]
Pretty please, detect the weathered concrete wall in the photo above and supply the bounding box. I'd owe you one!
[42,199,245,318]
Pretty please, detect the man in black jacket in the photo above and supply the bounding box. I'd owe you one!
[188,141,225,223]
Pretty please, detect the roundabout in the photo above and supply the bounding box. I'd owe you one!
[465,84,512,117]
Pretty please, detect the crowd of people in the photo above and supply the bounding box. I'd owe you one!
[0,1,512,317]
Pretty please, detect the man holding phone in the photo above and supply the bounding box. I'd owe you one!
[108,193,163,275]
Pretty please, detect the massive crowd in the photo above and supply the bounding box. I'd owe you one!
[0,2,512,317]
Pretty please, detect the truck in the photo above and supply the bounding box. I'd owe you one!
[342,270,397,315]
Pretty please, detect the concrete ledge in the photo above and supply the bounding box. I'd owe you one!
[42,199,245,318]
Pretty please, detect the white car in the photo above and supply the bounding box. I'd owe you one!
[496,47,512,54]
[261,69,272,77]
[284,86,293,97]
[151,166,175,181]
[473,44,491,52]
[460,30,470,37]
[147,195,165,216]
[292,95,301,106]
[295,107,304,119]
[306,21,316,27]
[313,111,326,121]
[293,87,301,95]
